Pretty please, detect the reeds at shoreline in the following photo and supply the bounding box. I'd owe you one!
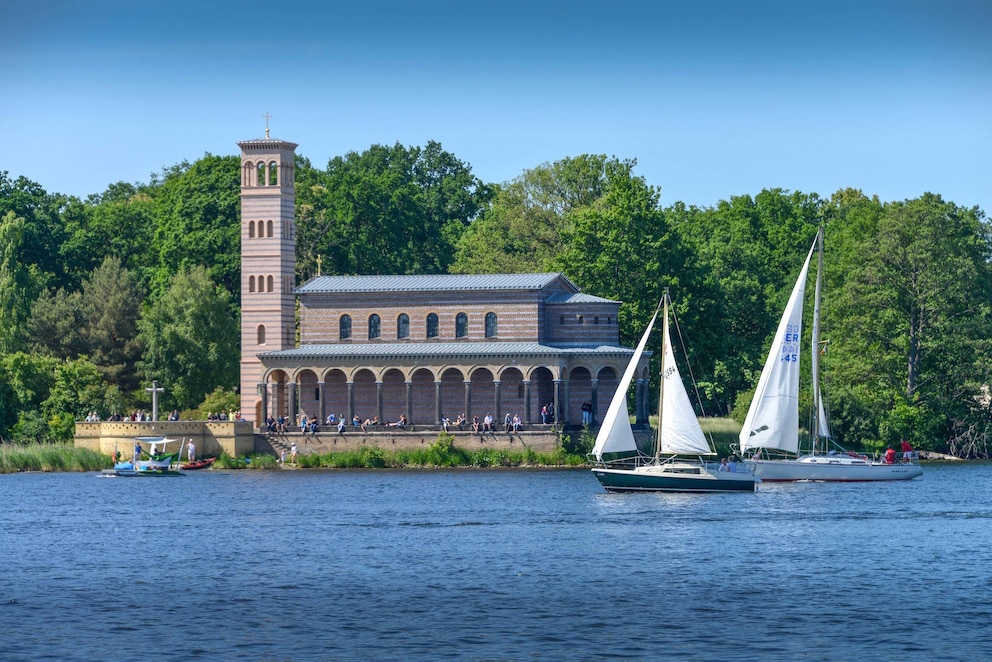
[0,443,111,473]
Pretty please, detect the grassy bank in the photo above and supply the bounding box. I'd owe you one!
[0,443,111,473]
[214,433,589,470]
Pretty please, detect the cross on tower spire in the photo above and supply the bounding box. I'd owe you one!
[263,111,272,138]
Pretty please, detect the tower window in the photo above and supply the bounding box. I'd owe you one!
[340,315,352,340]
[257,325,266,345]
[426,313,439,338]
[249,276,256,293]
[369,314,381,340]
[456,312,468,338]
[267,220,273,237]
[249,220,256,238]
[268,161,278,186]
[485,312,497,338]
[267,275,274,292]
[397,314,410,339]
[256,162,266,187]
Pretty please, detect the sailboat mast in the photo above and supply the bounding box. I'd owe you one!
[811,225,824,454]
[655,290,668,462]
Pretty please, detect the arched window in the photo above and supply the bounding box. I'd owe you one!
[485,312,497,338]
[266,220,273,237]
[456,312,468,338]
[426,313,439,338]
[397,314,409,339]
[268,161,278,186]
[267,275,274,292]
[594,316,600,324]
[578,315,584,324]
[249,276,256,293]
[340,315,352,340]
[257,325,266,345]
[256,162,266,186]
[368,314,381,339]
[249,220,256,238]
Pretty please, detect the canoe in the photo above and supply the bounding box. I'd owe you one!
[181,457,217,470]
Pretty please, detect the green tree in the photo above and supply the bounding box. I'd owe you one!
[451,154,614,274]
[80,256,144,392]
[0,352,59,441]
[149,155,241,300]
[26,287,86,359]
[42,357,106,442]
[297,142,491,279]
[61,182,157,292]
[0,211,44,354]
[137,266,239,411]
[825,191,992,451]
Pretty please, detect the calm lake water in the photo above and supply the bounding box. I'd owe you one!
[1,463,990,661]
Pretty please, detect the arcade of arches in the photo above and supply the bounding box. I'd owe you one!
[255,359,652,429]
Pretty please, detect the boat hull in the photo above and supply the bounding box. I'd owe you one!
[100,468,185,477]
[592,464,758,493]
[747,457,923,482]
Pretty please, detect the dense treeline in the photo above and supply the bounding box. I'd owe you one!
[0,146,989,457]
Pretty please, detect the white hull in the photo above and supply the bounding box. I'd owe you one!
[747,455,923,482]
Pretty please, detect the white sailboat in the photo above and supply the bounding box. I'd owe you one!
[740,227,923,481]
[591,291,758,493]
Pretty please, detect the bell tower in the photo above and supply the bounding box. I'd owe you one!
[238,127,297,422]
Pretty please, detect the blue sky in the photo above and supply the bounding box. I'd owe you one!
[3,0,990,213]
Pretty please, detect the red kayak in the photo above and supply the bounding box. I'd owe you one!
[181,457,217,470]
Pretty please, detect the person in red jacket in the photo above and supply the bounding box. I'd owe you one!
[900,439,915,462]
[884,446,896,464]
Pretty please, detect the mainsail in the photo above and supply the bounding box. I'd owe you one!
[591,306,660,459]
[739,238,817,453]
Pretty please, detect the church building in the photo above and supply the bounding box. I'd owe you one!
[237,135,650,430]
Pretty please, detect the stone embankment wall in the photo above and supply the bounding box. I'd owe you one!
[74,421,255,457]
[255,428,563,455]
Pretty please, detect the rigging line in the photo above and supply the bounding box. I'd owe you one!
[669,298,711,420]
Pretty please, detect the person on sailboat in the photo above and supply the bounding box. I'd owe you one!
[900,439,915,462]
[884,446,896,464]
[727,456,738,473]
[718,457,729,472]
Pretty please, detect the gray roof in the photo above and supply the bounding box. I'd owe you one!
[259,342,635,361]
[296,272,578,295]
[544,292,620,305]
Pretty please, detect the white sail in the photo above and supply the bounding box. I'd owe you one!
[817,394,831,439]
[591,306,660,459]
[659,311,713,455]
[739,238,817,453]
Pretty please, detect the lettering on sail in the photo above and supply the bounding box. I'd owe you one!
[780,323,800,362]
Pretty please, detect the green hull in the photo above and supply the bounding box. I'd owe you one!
[592,467,757,493]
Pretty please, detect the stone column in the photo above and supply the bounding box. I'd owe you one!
[561,378,570,427]
[494,380,502,421]
[288,382,298,427]
[523,380,531,424]
[463,381,471,420]
[376,381,384,424]
[318,382,326,424]
[553,379,562,426]
[434,381,443,425]
[347,382,355,424]
[258,383,268,428]
[405,381,413,424]
[591,378,599,426]
[635,378,647,427]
